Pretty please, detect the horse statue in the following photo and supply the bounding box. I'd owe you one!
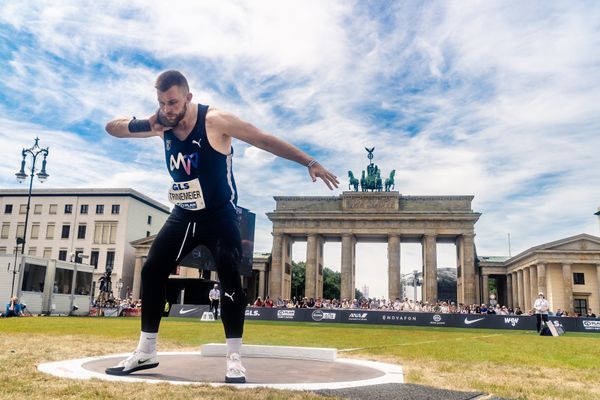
[385,169,396,191]
[348,171,359,191]
[360,171,367,192]
[375,172,383,192]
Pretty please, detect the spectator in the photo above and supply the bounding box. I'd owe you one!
[253,297,263,307]
[555,308,564,317]
[440,302,449,314]
[586,309,597,318]
[264,296,273,308]
[314,298,323,308]
[5,297,24,317]
[514,306,523,315]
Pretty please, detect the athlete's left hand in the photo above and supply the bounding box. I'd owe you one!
[309,163,339,190]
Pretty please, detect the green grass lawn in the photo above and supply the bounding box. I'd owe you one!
[1,316,599,400]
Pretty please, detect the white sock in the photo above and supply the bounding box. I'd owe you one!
[136,331,158,354]
[226,338,242,356]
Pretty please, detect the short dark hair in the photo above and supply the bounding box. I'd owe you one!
[155,70,189,93]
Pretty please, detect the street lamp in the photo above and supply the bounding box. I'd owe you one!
[7,237,25,298]
[15,137,49,258]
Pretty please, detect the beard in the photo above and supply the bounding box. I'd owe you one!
[158,103,187,128]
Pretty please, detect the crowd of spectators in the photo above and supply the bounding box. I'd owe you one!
[249,296,598,318]
[90,296,141,317]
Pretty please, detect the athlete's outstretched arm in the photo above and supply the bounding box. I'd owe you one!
[105,114,166,139]
[207,109,339,190]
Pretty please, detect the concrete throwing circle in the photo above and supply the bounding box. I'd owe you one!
[37,346,404,390]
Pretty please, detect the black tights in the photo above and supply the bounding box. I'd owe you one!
[140,204,246,337]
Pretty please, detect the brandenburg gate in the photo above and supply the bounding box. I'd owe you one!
[267,192,481,305]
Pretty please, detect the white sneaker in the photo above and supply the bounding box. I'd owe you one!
[105,350,159,376]
[225,352,246,383]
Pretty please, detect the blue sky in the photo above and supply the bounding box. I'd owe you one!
[1,1,599,298]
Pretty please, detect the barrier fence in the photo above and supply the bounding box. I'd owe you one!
[168,304,600,333]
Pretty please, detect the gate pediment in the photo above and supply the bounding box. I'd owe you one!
[539,234,600,251]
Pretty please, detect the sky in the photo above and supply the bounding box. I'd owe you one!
[1,1,599,298]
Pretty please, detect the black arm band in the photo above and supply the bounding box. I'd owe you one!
[128,118,152,133]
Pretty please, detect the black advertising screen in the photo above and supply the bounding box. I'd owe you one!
[180,206,255,277]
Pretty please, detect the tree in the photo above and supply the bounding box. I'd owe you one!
[355,288,364,300]
[291,262,362,301]
[291,261,305,299]
[322,267,340,300]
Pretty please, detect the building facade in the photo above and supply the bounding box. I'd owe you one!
[479,234,600,315]
[0,188,170,298]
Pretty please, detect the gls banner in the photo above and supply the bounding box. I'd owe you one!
[172,305,599,333]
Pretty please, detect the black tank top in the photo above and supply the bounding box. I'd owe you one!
[163,104,238,211]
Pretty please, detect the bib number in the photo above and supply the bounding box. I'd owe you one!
[169,179,206,210]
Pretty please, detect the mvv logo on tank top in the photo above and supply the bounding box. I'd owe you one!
[170,152,199,175]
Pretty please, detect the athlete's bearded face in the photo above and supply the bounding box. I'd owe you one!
[157,85,191,128]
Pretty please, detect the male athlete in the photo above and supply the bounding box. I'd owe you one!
[104,70,338,382]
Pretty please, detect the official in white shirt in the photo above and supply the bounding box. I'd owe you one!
[209,283,221,320]
[533,292,550,333]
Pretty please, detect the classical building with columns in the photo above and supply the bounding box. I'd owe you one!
[126,190,599,315]
[266,191,481,305]
[479,234,600,315]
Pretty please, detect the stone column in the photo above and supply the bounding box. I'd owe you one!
[132,255,144,301]
[529,266,538,307]
[283,236,293,300]
[258,270,265,300]
[341,234,355,301]
[517,269,524,309]
[506,273,513,308]
[562,263,574,312]
[456,236,464,304]
[352,236,357,298]
[461,234,476,306]
[511,272,518,309]
[422,234,438,303]
[316,236,324,299]
[536,263,547,299]
[596,264,600,314]
[523,267,531,312]
[269,233,284,299]
[482,274,489,304]
[305,234,318,299]
[387,235,401,301]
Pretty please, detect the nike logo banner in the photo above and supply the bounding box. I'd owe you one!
[168,304,211,318]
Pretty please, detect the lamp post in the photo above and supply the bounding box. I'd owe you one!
[15,137,49,258]
[401,270,422,301]
[7,238,25,298]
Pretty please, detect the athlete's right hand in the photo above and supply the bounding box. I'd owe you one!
[148,112,169,132]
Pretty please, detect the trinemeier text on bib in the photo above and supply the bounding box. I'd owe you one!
[169,179,206,210]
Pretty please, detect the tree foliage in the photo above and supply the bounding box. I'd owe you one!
[322,267,340,300]
[291,261,305,299]
[291,261,357,301]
